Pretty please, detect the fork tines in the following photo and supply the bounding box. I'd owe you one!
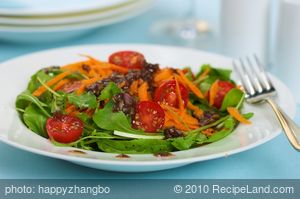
[232,55,276,101]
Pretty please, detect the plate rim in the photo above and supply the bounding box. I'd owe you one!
[0,0,136,17]
[0,43,296,166]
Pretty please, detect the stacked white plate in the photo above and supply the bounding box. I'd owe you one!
[0,0,153,43]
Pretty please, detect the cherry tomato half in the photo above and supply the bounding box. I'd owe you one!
[154,80,189,108]
[46,114,83,143]
[108,51,145,69]
[213,81,235,108]
[132,101,165,133]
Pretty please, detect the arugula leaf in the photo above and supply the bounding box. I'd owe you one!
[205,113,254,143]
[206,117,237,143]
[198,64,232,80]
[171,131,201,150]
[68,92,97,109]
[220,88,244,111]
[23,104,48,138]
[27,70,52,92]
[93,102,163,139]
[50,91,67,113]
[198,65,232,93]
[98,82,121,100]
[97,139,174,154]
[16,90,50,117]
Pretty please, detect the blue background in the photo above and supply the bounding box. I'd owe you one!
[0,1,299,179]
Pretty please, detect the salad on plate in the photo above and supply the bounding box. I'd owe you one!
[16,50,253,154]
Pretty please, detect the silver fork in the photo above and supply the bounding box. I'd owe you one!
[233,55,300,151]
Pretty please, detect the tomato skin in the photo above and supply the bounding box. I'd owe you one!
[133,101,165,133]
[213,81,235,108]
[46,114,83,143]
[108,51,145,69]
[154,80,189,108]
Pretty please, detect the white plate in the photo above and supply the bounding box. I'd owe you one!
[0,0,141,26]
[0,0,133,16]
[0,44,296,172]
[0,1,152,43]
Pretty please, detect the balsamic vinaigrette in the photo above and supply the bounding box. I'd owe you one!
[116,154,130,159]
[68,150,86,155]
[154,152,174,158]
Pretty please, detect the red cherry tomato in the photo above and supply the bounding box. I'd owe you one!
[108,51,145,69]
[133,101,165,133]
[46,114,84,143]
[213,81,235,108]
[154,80,189,108]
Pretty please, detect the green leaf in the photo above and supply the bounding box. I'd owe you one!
[16,90,50,117]
[93,102,164,139]
[27,70,52,92]
[198,65,232,93]
[220,88,244,111]
[98,82,121,100]
[97,139,174,154]
[198,64,232,80]
[171,131,202,150]
[50,92,67,113]
[205,113,254,143]
[68,92,97,109]
[23,104,48,138]
[206,117,237,143]
[243,112,254,119]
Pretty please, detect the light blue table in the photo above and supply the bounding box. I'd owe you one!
[0,1,299,179]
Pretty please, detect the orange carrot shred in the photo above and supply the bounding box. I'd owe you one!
[174,76,184,112]
[129,80,139,95]
[33,69,75,97]
[138,81,149,101]
[76,76,103,95]
[61,61,90,70]
[209,80,219,105]
[187,102,204,118]
[66,105,76,114]
[177,70,204,99]
[53,79,70,91]
[200,68,210,78]
[154,68,174,83]
[227,107,252,124]
[83,55,128,74]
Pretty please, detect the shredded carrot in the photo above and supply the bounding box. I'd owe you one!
[187,102,204,118]
[85,108,95,117]
[119,81,126,88]
[33,69,75,97]
[200,68,210,78]
[83,55,128,74]
[66,105,76,114]
[227,107,251,124]
[154,68,174,83]
[202,128,215,136]
[209,80,219,105]
[53,79,70,91]
[61,61,90,70]
[161,104,199,131]
[76,76,103,95]
[129,80,139,95]
[174,76,184,112]
[177,70,204,99]
[138,82,150,101]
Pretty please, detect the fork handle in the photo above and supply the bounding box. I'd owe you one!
[266,99,300,151]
